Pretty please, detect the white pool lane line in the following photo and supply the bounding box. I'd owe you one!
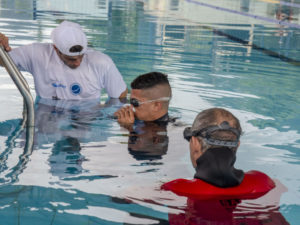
[186,0,300,29]
[258,0,300,9]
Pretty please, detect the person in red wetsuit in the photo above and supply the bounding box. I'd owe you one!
[163,108,290,225]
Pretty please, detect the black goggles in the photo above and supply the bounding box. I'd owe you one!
[130,97,170,108]
[183,121,241,148]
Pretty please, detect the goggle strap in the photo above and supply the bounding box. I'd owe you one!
[130,97,171,107]
[192,122,240,139]
[204,138,239,148]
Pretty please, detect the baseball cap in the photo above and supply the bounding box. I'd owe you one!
[51,21,87,56]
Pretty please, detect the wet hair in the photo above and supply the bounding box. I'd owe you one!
[131,72,170,89]
[69,45,83,53]
[192,108,242,151]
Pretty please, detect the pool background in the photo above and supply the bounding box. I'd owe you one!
[0,0,300,224]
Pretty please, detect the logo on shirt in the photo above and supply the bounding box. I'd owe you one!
[70,83,81,95]
[52,83,66,88]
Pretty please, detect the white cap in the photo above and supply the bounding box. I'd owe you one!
[51,21,87,56]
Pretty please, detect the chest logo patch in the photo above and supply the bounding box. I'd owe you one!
[70,83,81,95]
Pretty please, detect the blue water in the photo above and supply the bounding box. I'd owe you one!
[0,0,300,224]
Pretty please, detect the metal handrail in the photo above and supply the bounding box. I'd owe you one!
[0,46,34,127]
[0,46,35,182]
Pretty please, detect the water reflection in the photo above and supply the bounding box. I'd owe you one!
[168,196,289,225]
[0,185,169,224]
[33,98,105,145]
[128,121,169,161]
[0,98,176,224]
[34,98,126,181]
[0,98,125,184]
[50,136,85,178]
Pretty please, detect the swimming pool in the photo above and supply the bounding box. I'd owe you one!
[0,0,299,224]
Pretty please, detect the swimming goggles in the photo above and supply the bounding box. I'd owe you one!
[130,97,170,107]
[183,121,241,148]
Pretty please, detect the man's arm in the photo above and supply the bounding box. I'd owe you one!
[119,88,128,99]
[101,54,128,99]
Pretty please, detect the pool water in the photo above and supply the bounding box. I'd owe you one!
[0,0,300,224]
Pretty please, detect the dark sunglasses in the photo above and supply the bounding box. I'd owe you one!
[130,97,170,107]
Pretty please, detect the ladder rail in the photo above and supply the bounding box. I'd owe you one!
[0,46,35,181]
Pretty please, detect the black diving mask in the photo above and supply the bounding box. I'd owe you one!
[183,121,241,148]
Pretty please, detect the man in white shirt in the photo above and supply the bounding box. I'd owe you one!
[0,21,127,100]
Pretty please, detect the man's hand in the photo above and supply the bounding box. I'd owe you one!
[114,105,135,125]
[0,33,12,52]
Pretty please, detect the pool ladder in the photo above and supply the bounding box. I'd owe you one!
[0,46,34,176]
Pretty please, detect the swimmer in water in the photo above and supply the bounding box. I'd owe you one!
[114,72,172,128]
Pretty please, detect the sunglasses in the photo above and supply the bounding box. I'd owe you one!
[130,97,170,107]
